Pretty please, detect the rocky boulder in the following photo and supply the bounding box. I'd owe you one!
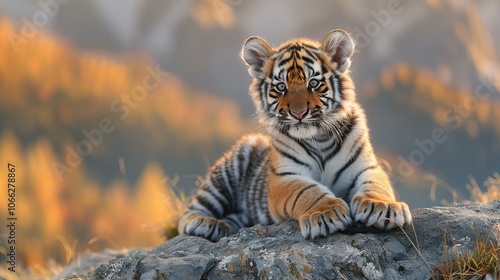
[57,201,500,279]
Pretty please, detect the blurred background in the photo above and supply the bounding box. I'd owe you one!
[0,0,499,277]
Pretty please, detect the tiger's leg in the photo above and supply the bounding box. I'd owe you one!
[349,166,412,229]
[178,135,270,242]
[177,170,248,242]
[269,172,352,239]
[178,210,248,242]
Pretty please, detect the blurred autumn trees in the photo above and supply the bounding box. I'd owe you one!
[0,19,250,268]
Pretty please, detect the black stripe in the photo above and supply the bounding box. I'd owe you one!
[274,137,297,153]
[321,140,336,153]
[251,159,266,222]
[328,74,336,87]
[267,69,274,79]
[283,192,294,218]
[204,184,230,214]
[320,95,336,103]
[303,192,327,214]
[263,82,269,94]
[278,68,285,80]
[224,157,238,210]
[258,79,267,109]
[288,45,302,51]
[282,177,312,218]
[246,145,264,221]
[336,74,344,99]
[257,166,269,223]
[302,56,315,65]
[305,64,315,78]
[289,136,321,169]
[276,171,299,177]
[331,143,365,186]
[348,135,364,154]
[296,64,306,80]
[236,145,247,185]
[252,161,266,224]
[321,65,329,73]
[278,56,293,67]
[318,85,329,94]
[302,46,320,60]
[206,221,218,241]
[384,206,392,229]
[217,160,235,205]
[270,166,299,177]
[321,215,330,236]
[323,115,357,162]
[265,206,274,223]
[291,184,316,214]
[224,215,244,228]
[314,134,331,143]
[346,166,378,200]
[301,43,317,49]
[365,203,375,221]
[197,195,222,218]
[189,216,204,232]
[359,180,375,186]
[269,103,279,112]
[294,137,320,159]
[276,148,311,169]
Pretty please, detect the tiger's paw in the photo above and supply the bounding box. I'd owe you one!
[350,194,412,230]
[299,197,352,239]
[184,216,230,242]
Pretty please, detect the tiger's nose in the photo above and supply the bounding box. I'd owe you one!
[291,109,307,119]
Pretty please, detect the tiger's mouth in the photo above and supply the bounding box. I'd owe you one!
[288,122,319,139]
[273,116,322,139]
[294,122,309,128]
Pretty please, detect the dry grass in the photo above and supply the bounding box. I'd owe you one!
[429,173,500,279]
[432,232,500,279]
[398,221,500,279]
[397,172,500,279]
[467,173,500,203]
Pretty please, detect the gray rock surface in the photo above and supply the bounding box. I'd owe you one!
[57,201,500,280]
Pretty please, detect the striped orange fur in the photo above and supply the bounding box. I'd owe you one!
[177,29,412,241]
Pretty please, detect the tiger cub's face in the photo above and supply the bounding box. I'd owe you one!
[242,30,355,139]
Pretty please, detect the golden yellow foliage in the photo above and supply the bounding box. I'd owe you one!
[0,132,187,269]
[0,18,252,273]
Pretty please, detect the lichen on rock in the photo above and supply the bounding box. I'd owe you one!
[58,201,500,280]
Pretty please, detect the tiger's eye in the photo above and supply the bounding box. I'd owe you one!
[308,79,320,90]
[275,82,287,93]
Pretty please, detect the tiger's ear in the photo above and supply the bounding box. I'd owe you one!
[321,29,355,73]
[241,36,274,78]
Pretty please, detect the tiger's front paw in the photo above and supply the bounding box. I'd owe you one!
[184,216,230,242]
[350,194,412,230]
[299,197,352,239]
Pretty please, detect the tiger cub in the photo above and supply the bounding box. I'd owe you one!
[177,29,412,241]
